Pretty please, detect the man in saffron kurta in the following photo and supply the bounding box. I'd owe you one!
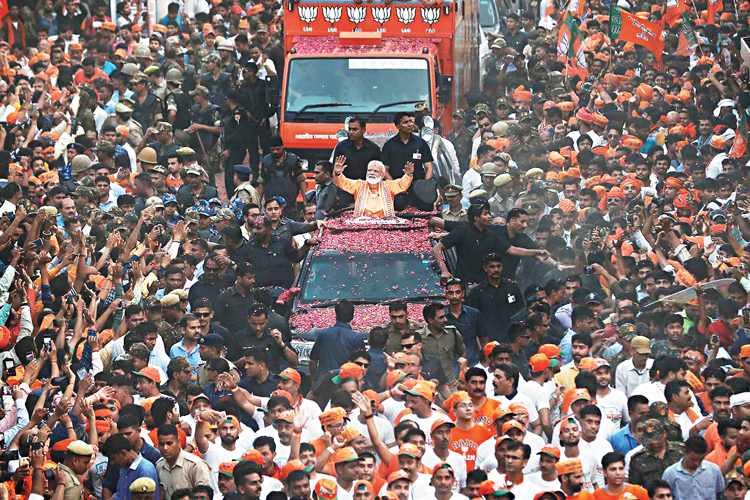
[333,157,413,217]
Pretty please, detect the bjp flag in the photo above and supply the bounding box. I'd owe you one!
[707,0,723,24]
[664,0,687,26]
[0,0,7,20]
[558,11,587,70]
[610,6,665,63]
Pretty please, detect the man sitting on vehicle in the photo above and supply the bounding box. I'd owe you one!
[332,157,413,217]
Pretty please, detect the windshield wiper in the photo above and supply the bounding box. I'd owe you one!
[366,100,426,121]
[292,102,352,118]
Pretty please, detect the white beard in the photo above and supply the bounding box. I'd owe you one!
[367,177,380,185]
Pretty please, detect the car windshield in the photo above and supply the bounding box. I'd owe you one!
[299,251,443,304]
[285,58,430,114]
[480,0,497,28]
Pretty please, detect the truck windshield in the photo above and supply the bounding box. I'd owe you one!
[480,0,498,28]
[285,58,430,115]
[299,251,442,304]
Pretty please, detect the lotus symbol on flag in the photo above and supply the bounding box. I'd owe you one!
[396,7,416,30]
[372,6,391,31]
[347,6,367,30]
[299,5,318,30]
[421,7,440,31]
[322,6,342,29]
[632,19,655,41]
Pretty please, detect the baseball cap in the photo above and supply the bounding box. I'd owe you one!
[555,458,583,475]
[332,362,363,384]
[315,478,338,500]
[132,367,160,383]
[397,443,421,459]
[641,418,665,444]
[537,445,561,460]
[630,336,652,355]
[387,369,408,387]
[501,419,525,435]
[405,382,435,402]
[278,367,302,385]
[218,462,237,477]
[431,417,455,434]
[529,353,551,373]
[387,470,411,486]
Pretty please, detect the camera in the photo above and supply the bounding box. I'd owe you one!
[50,376,68,387]
[43,338,52,351]
[1,450,19,462]
[584,266,595,274]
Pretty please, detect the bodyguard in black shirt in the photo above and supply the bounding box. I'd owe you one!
[332,117,381,180]
[433,202,548,284]
[466,253,525,343]
[381,112,434,210]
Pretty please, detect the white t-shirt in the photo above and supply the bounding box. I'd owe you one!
[519,379,551,414]
[496,392,539,427]
[382,397,408,424]
[202,441,247,494]
[400,412,450,446]
[378,473,432,500]
[478,432,544,473]
[415,490,469,500]
[422,447,468,490]
[597,388,629,427]
[579,437,613,489]
[348,409,396,446]
[561,449,597,492]
[551,413,616,446]
[526,471,561,491]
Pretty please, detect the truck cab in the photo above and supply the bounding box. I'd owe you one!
[280,0,480,164]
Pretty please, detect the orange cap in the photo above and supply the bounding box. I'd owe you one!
[405,382,435,402]
[340,427,361,443]
[240,449,264,465]
[115,125,130,137]
[278,367,301,385]
[538,344,561,358]
[319,407,347,427]
[387,470,412,485]
[271,389,293,405]
[538,445,561,460]
[502,419,525,434]
[280,459,312,480]
[431,417,456,433]
[218,461,238,477]
[492,405,513,422]
[529,353,551,372]
[740,345,750,359]
[387,369,409,387]
[483,341,500,358]
[556,458,583,475]
[332,446,360,464]
[398,443,422,458]
[333,362,363,383]
[509,402,530,417]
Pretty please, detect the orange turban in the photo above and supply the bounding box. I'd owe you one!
[514,89,532,102]
[559,199,578,213]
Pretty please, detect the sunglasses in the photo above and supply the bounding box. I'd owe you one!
[353,361,370,368]
[195,312,211,318]
[401,342,418,349]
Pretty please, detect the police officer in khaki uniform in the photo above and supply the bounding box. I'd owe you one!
[442,184,467,221]
[231,164,261,206]
[59,441,94,500]
[115,103,144,149]
[130,477,157,500]
[155,294,184,351]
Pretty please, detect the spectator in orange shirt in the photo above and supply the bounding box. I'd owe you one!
[74,57,110,85]
[704,418,741,467]
[447,391,493,472]
[462,367,500,428]
[593,452,648,500]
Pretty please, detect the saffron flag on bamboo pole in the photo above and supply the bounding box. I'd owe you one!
[674,11,698,56]
[609,5,666,63]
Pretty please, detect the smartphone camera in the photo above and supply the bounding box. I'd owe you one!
[43,338,52,351]
[584,266,594,274]
[3,359,15,378]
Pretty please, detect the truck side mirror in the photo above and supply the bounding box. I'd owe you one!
[438,75,453,104]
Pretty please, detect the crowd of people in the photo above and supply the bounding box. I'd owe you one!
[2,1,750,500]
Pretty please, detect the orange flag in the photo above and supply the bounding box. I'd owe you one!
[665,0,687,26]
[609,6,665,63]
[707,0,723,24]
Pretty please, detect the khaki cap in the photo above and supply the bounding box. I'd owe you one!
[630,336,652,355]
[67,440,95,456]
[494,173,512,188]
